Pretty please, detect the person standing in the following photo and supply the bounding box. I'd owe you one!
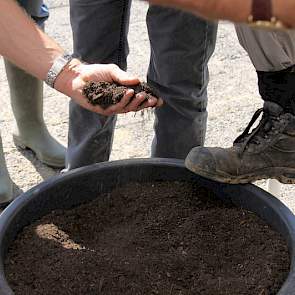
[186,26,295,184]
[67,1,217,169]
[1,1,66,204]
[0,0,159,206]
[69,0,295,186]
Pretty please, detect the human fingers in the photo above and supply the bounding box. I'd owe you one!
[103,89,135,115]
[125,92,163,112]
[109,64,140,86]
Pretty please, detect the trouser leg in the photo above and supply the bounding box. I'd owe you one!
[235,25,295,114]
[185,26,295,184]
[0,0,48,205]
[67,0,131,170]
[17,0,48,20]
[147,6,217,159]
[0,135,13,205]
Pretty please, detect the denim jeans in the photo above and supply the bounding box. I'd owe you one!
[17,0,49,25]
[67,0,217,169]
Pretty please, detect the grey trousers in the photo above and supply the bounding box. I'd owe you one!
[235,25,295,71]
[67,1,217,169]
[68,1,295,169]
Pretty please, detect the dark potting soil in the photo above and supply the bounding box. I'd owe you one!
[5,181,290,295]
[83,81,158,108]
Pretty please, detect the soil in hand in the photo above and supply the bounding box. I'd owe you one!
[5,181,290,295]
[83,81,158,109]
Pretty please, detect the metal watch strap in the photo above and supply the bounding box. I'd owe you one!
[45,53,73,88]
[252,0,272,21]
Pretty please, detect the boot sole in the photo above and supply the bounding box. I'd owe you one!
[13,136,65,169]
[185,158,295,185]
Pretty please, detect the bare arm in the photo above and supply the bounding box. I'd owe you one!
[0,0,162,115]
[273,0,295,28]
[147,0,295,28]
[0,0,62,81]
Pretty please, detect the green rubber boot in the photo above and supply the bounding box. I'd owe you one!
[4,60,66,168]
[0,136,13,206]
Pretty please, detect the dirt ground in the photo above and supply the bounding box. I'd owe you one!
[0,0,294,213]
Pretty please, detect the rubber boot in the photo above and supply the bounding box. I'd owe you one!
[4,60,66,168]
[0,136,13,207]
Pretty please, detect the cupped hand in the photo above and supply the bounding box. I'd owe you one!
[55,61,163,116]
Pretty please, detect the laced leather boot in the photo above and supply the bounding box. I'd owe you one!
[185,101,295,184]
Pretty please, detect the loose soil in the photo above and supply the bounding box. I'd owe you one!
[5,181,290,295]
[83,81,158,108]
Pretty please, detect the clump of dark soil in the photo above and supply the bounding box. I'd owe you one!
[83,81,158,108]
[5,181,290,295]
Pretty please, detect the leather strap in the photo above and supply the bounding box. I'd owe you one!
[252,0,272,21]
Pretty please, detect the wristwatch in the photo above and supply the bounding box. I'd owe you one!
[45,53,73,88]
[247,0,286,30]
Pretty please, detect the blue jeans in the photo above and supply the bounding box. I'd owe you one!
[67,1,217,169]
[17,0,49,25]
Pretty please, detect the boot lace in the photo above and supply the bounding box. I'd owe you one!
[234,108,283,156]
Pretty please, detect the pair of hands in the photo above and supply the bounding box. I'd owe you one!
[55,62,163,116]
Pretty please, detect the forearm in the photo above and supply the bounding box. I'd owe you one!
[273,0,295,28]
[196,0,295,27]
[188,0,251,22]
[148,0,251,22]
[0,0,64,81]
[214,0,251,22]
[217,0,295,26]
[0,1,160,115]
[148,0,295,28]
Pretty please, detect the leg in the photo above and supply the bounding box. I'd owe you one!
[186,26,295,184]
[147,6,217,159]
[67,0,131,169]
[237,26,295,192]
[235,25,295,72]
[5,60,66,168]
[5,1,65,168]
[236,25,295,112]
[0,135,13,205]
[17,0,49,21]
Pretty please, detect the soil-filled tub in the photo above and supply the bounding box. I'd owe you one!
[0,159,295,295]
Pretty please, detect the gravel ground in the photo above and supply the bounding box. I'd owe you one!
[0,0,294,212]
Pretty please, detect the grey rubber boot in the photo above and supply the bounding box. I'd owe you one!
[185,101,295,184]
[4,60,66,168]
[0,135,13,206]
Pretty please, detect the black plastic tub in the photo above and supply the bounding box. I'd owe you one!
[0,158,295,294]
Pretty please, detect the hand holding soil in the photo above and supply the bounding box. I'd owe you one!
[83,81,162,113]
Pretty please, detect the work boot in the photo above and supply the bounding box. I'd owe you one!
[0,136,13,207]
[185,101,295,184]
[4,60,66,168]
